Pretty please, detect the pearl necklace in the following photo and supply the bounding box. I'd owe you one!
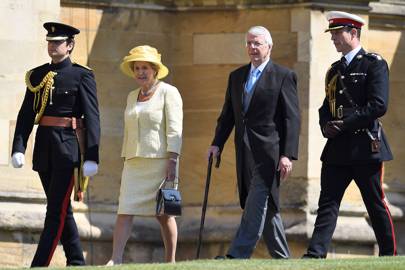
[140,80,160,96]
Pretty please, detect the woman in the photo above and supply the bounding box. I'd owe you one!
[107,45,183,264]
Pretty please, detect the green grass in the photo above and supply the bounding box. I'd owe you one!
[20,256,405,270]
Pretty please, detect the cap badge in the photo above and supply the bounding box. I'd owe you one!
[51,26,55,33]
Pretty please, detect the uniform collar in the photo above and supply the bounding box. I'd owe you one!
[49,57,72,70]
[343,45,361,65]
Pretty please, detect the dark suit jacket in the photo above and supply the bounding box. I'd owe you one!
[212,60,300,209]
[12,57,100,171]
[319,48,393,164]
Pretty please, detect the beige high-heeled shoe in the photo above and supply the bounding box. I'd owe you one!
[105,260,115,266]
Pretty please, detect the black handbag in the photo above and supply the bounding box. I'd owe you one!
[156,180,182,217]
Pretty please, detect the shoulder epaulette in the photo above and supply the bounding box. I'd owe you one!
[330,60,340,68]
[325,65,333,77]
[73,62,92,71]
[364,52,383,61]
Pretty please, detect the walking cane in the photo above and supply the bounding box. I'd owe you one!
[196,153,220,259]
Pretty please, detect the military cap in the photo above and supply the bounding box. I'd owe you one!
[325,11,365,32]
[43,22,80,41]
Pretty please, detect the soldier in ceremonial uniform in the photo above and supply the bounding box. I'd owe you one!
[303,11,396,258]
[11,22,100,267]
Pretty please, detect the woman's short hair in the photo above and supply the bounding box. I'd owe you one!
[149,62,160,77]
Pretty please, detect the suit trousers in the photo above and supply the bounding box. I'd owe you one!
[306,163,397,257]
[31,169,85,267]
[227,143,290,259]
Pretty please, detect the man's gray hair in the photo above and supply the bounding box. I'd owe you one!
[246,26,273,46]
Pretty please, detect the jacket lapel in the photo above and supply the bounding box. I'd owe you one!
[237,65,250,115]
[245,60,273,115]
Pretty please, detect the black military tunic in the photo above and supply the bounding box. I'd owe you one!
[306,48,397,257]
[319,48,393,164]
[12,57,100,266]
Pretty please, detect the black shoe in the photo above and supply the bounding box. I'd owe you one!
[301,253,324,259]
[214,254,234,260]
[215,255,226,260]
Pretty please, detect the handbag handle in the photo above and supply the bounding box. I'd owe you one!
[159,178,178,190]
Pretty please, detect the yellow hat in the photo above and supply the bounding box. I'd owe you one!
[120,45,169,79]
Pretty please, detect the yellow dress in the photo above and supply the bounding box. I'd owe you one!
[118,157,168,215]
[118,82,182,216]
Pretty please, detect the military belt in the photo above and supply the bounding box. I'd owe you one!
[39,116,84,129]
[336,107,355,119]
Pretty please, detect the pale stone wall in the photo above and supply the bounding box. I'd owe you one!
[368,28,405,188]
[56,3,308,262]
[0,0,60,198]
[1,0,405,267]
[60,5,302,207]
[0,0,62,267]
[367,10,405,254]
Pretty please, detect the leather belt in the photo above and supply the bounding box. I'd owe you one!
[39,116,84,129]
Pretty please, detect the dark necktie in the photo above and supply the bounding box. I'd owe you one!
[340,56,347,72]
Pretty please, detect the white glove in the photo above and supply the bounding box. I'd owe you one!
[83,160,98,177]
[11,152,25,168]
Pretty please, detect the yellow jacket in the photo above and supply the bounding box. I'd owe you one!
[121,81,183,159]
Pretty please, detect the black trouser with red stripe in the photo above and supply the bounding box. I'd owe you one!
[31,169,85,267]
[306,163,396,257]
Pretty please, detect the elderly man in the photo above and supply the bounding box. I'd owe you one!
[303,11,396,258]
[207,26,300,259]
